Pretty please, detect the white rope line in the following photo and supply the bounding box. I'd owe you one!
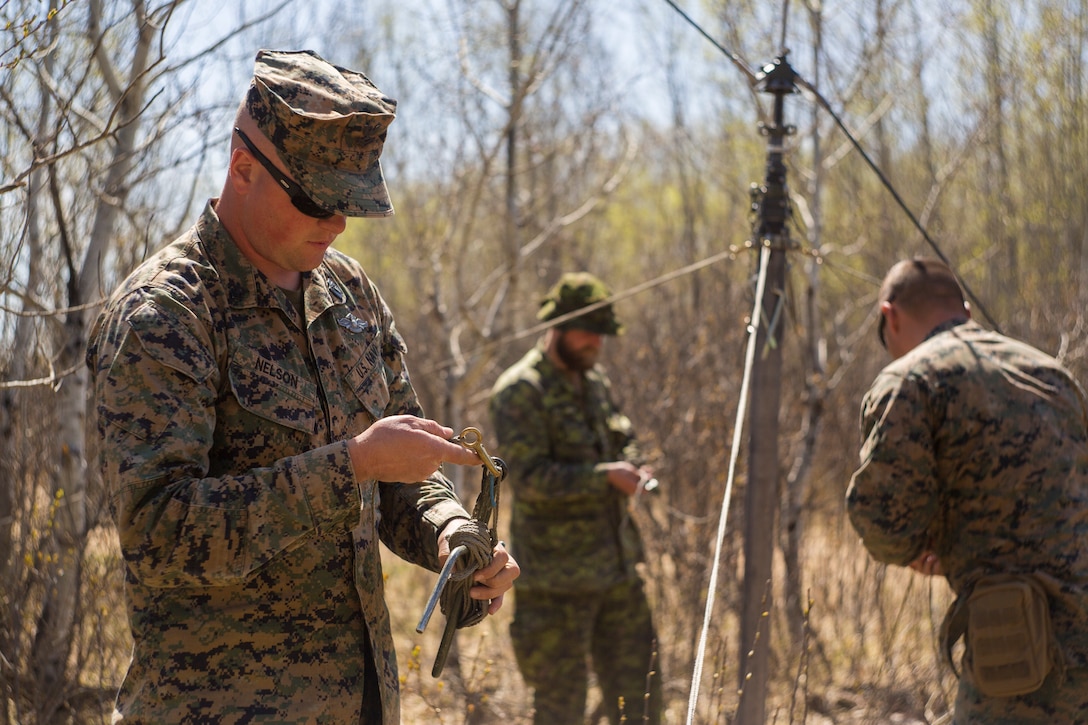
[685,244,770,725]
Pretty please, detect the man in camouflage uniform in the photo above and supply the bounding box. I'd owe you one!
[86,49,518,724]
[489,272,663,724]
[847,257,1088,722]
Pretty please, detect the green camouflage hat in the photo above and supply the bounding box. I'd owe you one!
[245,49,397,218]
[537,272,623,335]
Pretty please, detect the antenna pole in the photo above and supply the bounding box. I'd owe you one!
[737,53,797,725]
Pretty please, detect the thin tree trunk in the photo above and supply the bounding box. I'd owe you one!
[32,0,157,710]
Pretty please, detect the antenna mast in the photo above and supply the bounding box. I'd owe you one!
[737,52,797,725]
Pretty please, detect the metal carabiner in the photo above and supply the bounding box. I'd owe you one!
[451,426,503,480]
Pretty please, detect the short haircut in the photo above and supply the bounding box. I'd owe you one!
[879,257,967,317]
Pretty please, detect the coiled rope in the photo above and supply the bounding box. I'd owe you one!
[417,429,505,677]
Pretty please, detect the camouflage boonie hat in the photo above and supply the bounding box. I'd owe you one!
[537,272,623,335]
[245,49,397,217]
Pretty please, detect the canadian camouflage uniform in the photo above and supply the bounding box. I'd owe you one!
[847,319,1088,722]
[86,202,470,724]
[489,274,662,725]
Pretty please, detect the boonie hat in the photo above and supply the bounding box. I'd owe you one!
[245,49,397,217]
[537,272,623,335]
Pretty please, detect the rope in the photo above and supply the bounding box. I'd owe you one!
[791,76,1002,334]
[659,0,1001,334]
[659,0,759,87]
[418,246,745,379]
[685,244,770,725]
[428,458,504,677]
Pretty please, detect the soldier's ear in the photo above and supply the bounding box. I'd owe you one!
[229,148,256,192]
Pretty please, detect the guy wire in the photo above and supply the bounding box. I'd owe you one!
[660,0,1002,333]
[685,244,771,725]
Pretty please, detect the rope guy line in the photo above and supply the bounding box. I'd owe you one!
[659,0,759,87]
[660,0,1002,334]
[416,244,747,379]
[792,76,1002,333]
[685,243,771,725]
[656,1,1002,718]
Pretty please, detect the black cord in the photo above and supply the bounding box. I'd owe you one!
[658,0,758,87]
[659,0,1002,334]
[794,76,1002,333]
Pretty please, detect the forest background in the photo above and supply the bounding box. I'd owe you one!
[3,0,1087,723]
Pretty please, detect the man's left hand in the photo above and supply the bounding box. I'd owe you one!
[438,522,520,614]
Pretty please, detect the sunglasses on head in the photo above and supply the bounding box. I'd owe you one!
[234,128,334,219]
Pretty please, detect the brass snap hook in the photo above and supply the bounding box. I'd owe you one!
[451,426,502,479]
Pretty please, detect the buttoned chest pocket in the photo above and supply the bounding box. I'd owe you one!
[344,335,391,422]
[227,348,319,434]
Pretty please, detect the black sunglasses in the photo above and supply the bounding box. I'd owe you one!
[234,128,334,219]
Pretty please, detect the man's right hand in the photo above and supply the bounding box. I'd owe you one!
[907,550,944,577]
[348,415,482,482]
[600,461,654,496]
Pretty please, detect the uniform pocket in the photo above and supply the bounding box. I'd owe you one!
[228,349,318,434]
[344,337,391,421]
[967,575,1055,697]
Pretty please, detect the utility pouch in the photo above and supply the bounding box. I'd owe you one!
[964,575,1053,697]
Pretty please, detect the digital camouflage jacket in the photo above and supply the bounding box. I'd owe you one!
[86,201,469,724]
[847,320,1088,669]
[489,343,645,593]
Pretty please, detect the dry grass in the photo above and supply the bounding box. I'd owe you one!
[382,503,961,725]
[14,499,964,724]
[383,546,532,724]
